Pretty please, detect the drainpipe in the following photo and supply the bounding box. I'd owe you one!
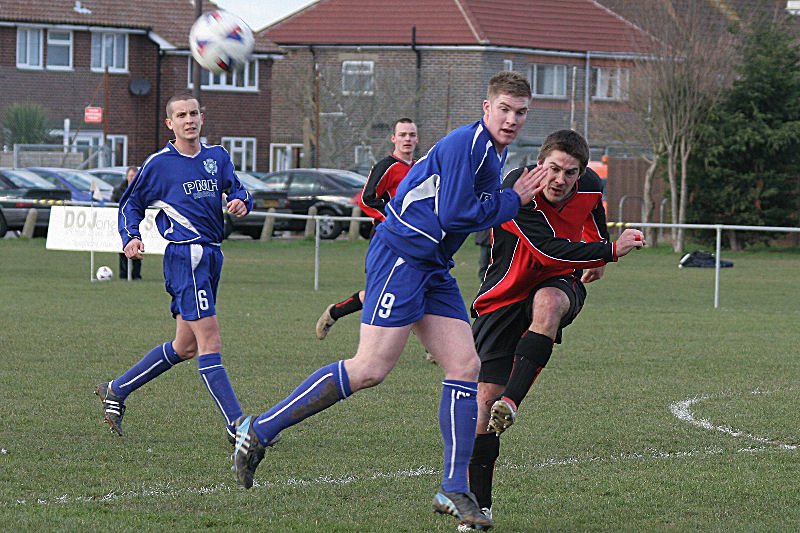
[584,51,590,142]
[412,25,421,122]
[155,49,163,152]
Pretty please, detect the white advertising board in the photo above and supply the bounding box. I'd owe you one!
[46,206,168,254]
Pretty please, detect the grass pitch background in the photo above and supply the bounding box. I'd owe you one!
[0,238,799,531]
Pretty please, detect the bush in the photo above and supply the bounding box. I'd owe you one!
[2,102,54,146]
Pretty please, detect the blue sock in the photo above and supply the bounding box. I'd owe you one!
[253,360,352,445]
[439,379,478,493]
[111,342,184,401]
[197,353,243,432]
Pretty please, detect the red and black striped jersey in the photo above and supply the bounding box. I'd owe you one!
[472,166,615,316]
[357,154,414,222]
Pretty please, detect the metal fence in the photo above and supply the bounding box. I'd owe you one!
[21,198,800,306]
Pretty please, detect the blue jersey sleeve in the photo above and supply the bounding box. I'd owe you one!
[220,157,253,213]
[118,164,153,248]
[435,133,521,233]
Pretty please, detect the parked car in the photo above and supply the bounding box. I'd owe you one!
[224,171,291,239]
[87,166,131,188]
[0,168,71,237]
[27,167,114,204]
[257,168,371,239]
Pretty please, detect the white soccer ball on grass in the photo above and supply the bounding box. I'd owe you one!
[96,266,113,281]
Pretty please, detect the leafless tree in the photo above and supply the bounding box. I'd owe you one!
[271,50,420,171]
[593,0,742,251]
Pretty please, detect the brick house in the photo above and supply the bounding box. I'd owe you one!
[263,0,651,180]
[0,0,282,172]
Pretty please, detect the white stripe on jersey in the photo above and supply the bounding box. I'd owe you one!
[151,200,201,239]
[400,173,439,216]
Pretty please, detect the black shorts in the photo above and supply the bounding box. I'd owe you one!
[472,273,586,385]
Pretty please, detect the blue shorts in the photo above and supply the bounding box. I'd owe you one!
[163,243,223,320]
[362,238,469,327]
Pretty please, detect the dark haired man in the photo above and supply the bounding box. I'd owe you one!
[462,129,644,529]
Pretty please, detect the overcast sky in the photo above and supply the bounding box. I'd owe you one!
[211,0,317,31]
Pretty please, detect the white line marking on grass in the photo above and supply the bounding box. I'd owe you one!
[670,390,797,450]
[8,444,792,507]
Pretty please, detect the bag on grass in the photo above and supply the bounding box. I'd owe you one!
[678,250,733,268]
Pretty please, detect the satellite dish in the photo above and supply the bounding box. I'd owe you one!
[129,78,151,96]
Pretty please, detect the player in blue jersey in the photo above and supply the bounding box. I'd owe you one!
[94,92,253,444]
[231,72,546,531]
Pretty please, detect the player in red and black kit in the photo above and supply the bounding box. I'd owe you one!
[462,130,644,528]
[315,118,419,340]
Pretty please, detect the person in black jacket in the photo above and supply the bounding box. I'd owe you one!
[111,166,141,280]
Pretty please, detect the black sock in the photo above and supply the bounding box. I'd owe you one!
[469,433,500,509]
[329,292,363,320]
[502,331,553,408]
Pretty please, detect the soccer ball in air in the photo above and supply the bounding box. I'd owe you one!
[96,266,113,281]
[189,10,254,74]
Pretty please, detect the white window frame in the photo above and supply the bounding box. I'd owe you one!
[90,32,128,73]
[592,66,630,101]
[503,59,513,71]
[46,29,73,70]
[221,137,257,172]
[354,145,374,168]
[342,61,374,95]
[269,143,303,172]
[187,59,259,92]
[106,134,128,167]
[17,27,43,69]
[529,64,567,98]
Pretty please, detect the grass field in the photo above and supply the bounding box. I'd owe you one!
[1,237,799,532]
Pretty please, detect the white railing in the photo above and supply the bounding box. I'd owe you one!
[608,221,800,308]
[31,197,799,305]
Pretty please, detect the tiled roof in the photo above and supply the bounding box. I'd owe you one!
[0,0,281,53]
[264,0,650,54]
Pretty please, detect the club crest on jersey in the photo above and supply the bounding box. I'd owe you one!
[203,158,218,175]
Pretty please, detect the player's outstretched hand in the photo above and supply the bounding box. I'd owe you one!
[512,164,547,205]
[124,238,144,260]
[581,265,606,283]
[227,198,248,218]
[615,229,645,257]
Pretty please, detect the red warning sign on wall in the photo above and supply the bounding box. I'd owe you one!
[84,107,103,123]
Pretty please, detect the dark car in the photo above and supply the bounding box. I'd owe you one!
[87,166,130,188]
[258,168,370,239]
[26,167,114,204]
[224,171,291,239]
[0,168,71,237]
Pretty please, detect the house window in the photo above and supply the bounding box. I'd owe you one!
[91,32,128,72]
[106,134,128,166]
[592,66,629,101]
[342,61,374,95]
[503,59,513,71]
[221,137,257,171]
[17,27,43,69]
[355,145,374,168]
[529,64,567,98]
[270,143,303,171]
[47,30,73,70]
[188,59,259,91]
